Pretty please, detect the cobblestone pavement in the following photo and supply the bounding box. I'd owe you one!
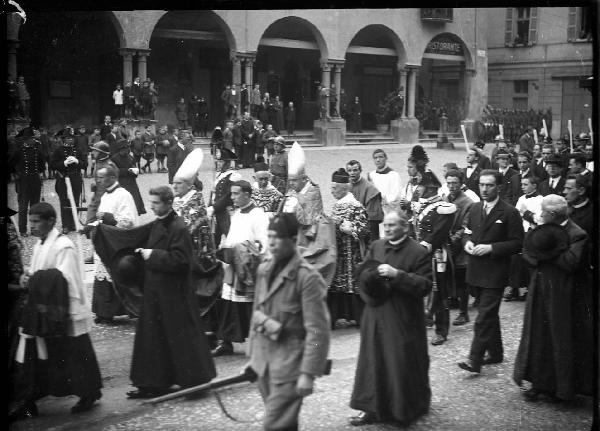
[8,144,593,430]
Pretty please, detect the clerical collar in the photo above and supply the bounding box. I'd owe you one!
[239,202,256,213]
[573,198,589,209]
[376,166,392,174]
[157,210,174,220]
[105,182,120,193]
[388,235,408,245]
[525,191,539,199]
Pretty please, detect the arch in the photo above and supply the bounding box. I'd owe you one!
[422,32,473,70]
[256,16,329,61]
[149,10,237,52]
[107,11,126,48]
[343,24,407,66]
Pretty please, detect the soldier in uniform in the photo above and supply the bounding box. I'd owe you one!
[10,127,45,236]
[248,213,331,431]
[409,172,456,346]
[206,148,242,248]
[50,130,87,233]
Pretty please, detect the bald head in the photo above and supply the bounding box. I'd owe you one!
[540,194,568,224]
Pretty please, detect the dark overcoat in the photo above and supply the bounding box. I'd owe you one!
[350,237,432,424]
[130,211,216,389]
[513,220,588,400]
[110,152,146,215]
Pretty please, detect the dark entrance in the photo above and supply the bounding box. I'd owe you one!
[17,11,121,130]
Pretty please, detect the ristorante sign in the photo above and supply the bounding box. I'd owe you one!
[425,37,464,57]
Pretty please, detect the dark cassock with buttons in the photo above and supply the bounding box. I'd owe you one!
[10,128,45,235]
[350,237,432,426]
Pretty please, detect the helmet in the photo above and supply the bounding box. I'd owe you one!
[91,141,110,155]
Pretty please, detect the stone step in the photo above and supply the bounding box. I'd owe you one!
[346,140,399,146]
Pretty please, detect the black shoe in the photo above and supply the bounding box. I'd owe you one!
[425,316,434,328]
[211,340,234,357]
[350,411,376,426]
[8,401,38,422]
[503,286,516,302]
[482,354,503,365]
[458,360,481,373]
[431,334,447,346]
[453,314,469,326]
[523,388,540,401]
[71,393,101,413]
[126,387,171,399]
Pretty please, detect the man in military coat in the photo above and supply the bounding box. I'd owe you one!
[10,127,45,236]
[411,180,456,346]
[248,213,331,431]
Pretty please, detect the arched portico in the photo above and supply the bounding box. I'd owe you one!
[418,32,474,132]
[254,16,331,129]
[148,10,237,126]
[343,24,408,129]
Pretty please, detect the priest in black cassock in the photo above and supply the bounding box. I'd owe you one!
[93,185,216,399]
[349,209,432,427]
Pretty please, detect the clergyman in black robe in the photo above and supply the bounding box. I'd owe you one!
[349,210,432,427]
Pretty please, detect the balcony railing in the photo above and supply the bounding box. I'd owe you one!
[421,8,453,23]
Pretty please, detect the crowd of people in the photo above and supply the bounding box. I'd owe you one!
[480,105,554,144]
[112,77,159,120]
[7,109,595,429]
[415,97,465,133]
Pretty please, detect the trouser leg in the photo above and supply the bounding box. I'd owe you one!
[468,287,503,364]
[258,372,302,431]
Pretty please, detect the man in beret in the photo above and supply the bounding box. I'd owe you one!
[538,155,566,196]
[328,168,370,328]
[349,210,432,427]
[248,213,331,431]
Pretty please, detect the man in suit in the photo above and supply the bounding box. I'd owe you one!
[563,174,593,237]
[463,149,484,198]
[227,84,241,120]
[533,144,552,180]
[106,124,119,156]
[248,213,330,431]
[507,151,534,205]
[494,150,518,202]
[539,155,566,196]
[100,115,112,141]
[458,170,524,373]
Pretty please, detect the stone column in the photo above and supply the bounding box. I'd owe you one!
[407,66,419,119]
[119,49,134,85]
[399,68,408,118]
[320,62,331,118]
[137,50,150,81]
[231,54,242,117]
[7,40,18,80]
[463,68,476,120]
[244,57,255,86]
[333,63,343,118]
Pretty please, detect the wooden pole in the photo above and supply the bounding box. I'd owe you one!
[460,124,470,155]
[588,118,593,147]
[499,124,504,141]
[567,120,574,152]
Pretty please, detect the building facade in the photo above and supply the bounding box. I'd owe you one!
[486,6,593,139]
[7,8,488,141]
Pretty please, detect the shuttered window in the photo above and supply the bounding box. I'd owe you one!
[568,7,593,41]
[567,7,577,41]
[528,7,537,44]
[505,8,513,46]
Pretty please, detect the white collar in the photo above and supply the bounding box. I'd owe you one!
[156,210,172,220]
[106,181,119,192]
[300,180,312,195]
[573,198,589,209]
[388,235,407,245]
[560,219,568,227]
[484,196,500,209]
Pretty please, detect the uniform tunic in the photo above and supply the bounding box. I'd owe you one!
[11,138,45,233]
[350,237,432,424]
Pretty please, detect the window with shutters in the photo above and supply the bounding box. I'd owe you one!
[568,7,593,42]
[505,7,538,47]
